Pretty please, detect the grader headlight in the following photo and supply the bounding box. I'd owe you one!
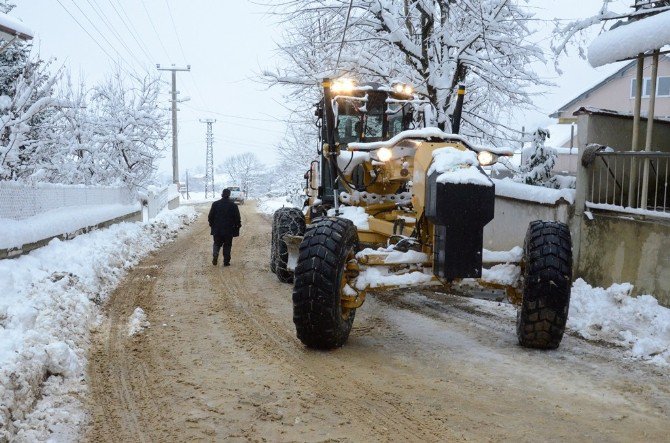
[376,147,393,162]
[477,150,498,166]
[393,82,414,96]
[332,78,355,93]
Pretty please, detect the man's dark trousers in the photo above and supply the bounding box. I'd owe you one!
[213,235,233,265]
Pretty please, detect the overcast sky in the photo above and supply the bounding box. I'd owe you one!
[11,0,630,178]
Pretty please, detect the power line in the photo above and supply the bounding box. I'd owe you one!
[183,103,280,123]
[141,0,171,61]
[164,0,189,64]
[84,0,148,68]
[66,0,144,72]
[336,0,355,69]
[107,0,155,63]
[55,0,136,77]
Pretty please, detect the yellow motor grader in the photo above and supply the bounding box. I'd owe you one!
[270,78,572,350]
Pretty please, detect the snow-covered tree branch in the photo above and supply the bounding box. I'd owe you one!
[265,0,547,145]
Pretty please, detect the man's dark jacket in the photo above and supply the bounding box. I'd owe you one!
[208,197,241,237]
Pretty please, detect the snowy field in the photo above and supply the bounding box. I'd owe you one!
[256,201,669,367]
[0,206,197,441]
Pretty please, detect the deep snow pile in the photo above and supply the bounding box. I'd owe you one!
[0,206,197,441]
[568,279,670,366]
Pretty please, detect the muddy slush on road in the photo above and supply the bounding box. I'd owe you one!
[86,202,669,442]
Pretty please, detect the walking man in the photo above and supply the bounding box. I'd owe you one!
[208,188,241,266]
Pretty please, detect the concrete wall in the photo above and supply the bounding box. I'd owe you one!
[483,196,573,251]
[572,110,670,307]
[575,213,670,306]
[577,112,670,152]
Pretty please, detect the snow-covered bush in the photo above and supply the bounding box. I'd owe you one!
[514,128,560,189]
[0,58,61,181]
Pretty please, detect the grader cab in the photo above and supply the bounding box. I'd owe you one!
[270,78,573,351]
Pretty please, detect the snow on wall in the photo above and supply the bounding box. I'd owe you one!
[492,178,576,205]
[588,10,670,67]
[1,204,140,250]
[0,181,135,220]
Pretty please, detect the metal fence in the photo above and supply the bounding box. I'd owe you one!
[587,150,670,215]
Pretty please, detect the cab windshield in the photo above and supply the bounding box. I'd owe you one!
[336,100,362,144]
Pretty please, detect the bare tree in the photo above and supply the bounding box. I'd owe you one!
[220,152,266,197]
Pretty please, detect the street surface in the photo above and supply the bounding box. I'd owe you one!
[86,202,670,442]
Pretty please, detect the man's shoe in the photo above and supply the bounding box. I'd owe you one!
[223,262,230,267]
[212,256,218,266]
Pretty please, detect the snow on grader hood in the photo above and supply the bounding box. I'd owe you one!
[270,78,573,352]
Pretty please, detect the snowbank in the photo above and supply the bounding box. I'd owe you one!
[568,279,670,366]
[492,178,576,204]
[0,206,197,441]
[0,203,140,249]
[588,10,670,67]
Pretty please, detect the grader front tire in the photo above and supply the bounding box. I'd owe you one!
[517,220,573,350]
[293,217,359,350]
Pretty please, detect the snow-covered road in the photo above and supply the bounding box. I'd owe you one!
[83,202,669,442]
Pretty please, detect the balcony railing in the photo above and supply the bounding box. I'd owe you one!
[586,149,670,217]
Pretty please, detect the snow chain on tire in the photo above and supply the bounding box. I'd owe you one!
[274,207,306,283]
[517,220,573,349]
[270,210,281,274]
[293,217,359,349]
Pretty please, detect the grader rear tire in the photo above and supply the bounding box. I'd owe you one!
[274,207,306,283]
[293,217,359,349]
[517,220,572,349]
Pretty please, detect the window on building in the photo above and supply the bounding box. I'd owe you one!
[659,76,670,97]
[631,77,670,98]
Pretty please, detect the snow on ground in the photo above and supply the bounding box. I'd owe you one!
[256,196,297,216]
[127,307,149,336]
[178,191,218,205]
[568,279,670,366]
[1,203,140,249]
[0,206,197,442]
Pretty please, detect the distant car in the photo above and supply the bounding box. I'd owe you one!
[228,186,245,205]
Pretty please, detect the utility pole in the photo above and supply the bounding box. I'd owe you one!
[200,118,216,199]
[157,64,191,184]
